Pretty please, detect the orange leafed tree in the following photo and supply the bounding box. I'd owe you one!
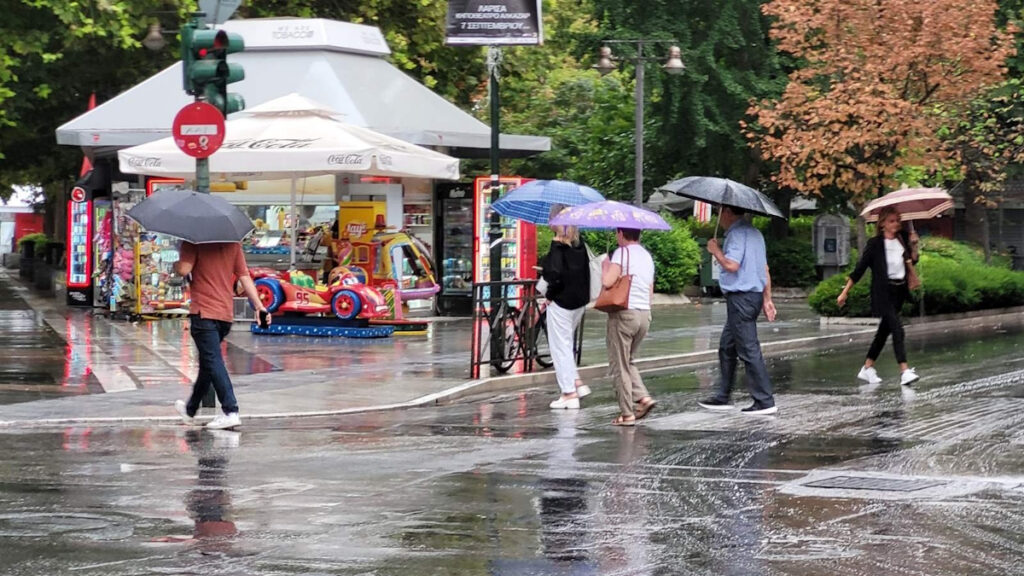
[745,0,1016,205]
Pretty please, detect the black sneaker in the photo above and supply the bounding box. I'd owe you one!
[741,403,778,416]
[698,397,735,411]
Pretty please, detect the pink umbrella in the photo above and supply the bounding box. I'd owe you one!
[860,187,953,222]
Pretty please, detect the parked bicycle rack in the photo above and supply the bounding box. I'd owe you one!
[470,280,585,379]
[470,280,542,379]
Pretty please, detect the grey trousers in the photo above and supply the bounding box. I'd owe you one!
[712,291,774,408]
[607,309,651,417]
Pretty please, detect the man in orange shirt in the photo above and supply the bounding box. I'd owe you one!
[173,242,269,430]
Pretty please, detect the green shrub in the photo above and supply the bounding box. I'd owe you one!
[766,235,818,287]
[642,215,701,293]
[809,238,1024,317]
[17,233,49,253]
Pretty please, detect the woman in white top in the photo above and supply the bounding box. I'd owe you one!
[836,205,921,386]
[601,227,657,426]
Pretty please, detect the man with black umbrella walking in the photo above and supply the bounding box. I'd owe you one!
[173,242,270,430]
[697,205,778,415]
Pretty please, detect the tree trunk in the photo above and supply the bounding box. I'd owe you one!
[770,189,793,240]
[963,184,990,261]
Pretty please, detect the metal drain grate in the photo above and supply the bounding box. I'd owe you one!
[804,475,947,492]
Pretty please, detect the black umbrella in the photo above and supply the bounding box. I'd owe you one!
[659,176,784,218]
[127,189,254,243]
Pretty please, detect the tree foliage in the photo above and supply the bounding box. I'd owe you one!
[746,0,1017,206]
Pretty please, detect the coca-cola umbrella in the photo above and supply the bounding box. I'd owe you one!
[118,93,460,264]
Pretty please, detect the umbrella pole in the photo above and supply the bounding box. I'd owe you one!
[290,178,297,268]
[713,206,721,240]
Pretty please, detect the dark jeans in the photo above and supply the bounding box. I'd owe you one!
[186,315,238,416]
[867,283,907,364]
[713,291,774,408]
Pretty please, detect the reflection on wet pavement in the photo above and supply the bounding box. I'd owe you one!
[2,326,1024,574]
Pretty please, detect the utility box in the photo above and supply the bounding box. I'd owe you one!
[697,238,722,295]
[813,214,850,278]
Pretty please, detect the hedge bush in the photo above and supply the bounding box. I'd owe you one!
[17,233,49,253]
[809,237,1024,317]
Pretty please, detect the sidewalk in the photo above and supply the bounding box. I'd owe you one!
[1,268,1020,427]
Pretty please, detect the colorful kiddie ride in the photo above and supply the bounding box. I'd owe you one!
[251,267,389,320]
[247,267,394,338]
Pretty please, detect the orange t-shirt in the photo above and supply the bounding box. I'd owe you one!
[178,242,249,323]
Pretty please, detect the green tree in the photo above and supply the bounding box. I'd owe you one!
[0,0,183,202]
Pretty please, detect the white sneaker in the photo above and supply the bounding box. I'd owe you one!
[900,368,920,386]
[857,365,882,384]
[575,385,592,398]
[206,412,241,430]
[549,396,580,410]
[174,400,194,426]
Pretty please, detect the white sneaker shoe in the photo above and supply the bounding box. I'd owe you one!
[575,385,592,398]
[206,412,241,430]
[857,365,882,384]
[900,368,919,386]
[174,400,194,426]
[549,396,580,410]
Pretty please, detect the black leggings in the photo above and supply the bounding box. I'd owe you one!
[867,283,907,364]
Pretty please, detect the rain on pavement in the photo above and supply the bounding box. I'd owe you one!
[3,314,1024,575]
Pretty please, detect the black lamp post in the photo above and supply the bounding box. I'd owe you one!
[593,41,684,206]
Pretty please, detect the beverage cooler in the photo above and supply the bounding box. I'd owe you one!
[66,185,94,306]
[434,178,536,315]
[66,162,114,307]
[434,182,475,315]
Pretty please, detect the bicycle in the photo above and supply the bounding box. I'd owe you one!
[489,288,580,374]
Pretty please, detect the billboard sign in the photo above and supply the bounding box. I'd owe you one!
[445,0,543,46]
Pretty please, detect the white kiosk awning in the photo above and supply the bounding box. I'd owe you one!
[55,18,550,158]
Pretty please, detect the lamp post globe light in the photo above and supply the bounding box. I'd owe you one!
[593,41,684,206]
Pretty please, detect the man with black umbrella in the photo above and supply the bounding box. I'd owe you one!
[698,205,778,415]
[173,242,270,430]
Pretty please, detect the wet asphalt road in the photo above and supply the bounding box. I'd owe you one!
[3,323,1024,575]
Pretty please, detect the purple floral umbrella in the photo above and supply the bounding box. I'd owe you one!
[548,200,671,230]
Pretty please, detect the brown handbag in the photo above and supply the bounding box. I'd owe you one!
[898,236,922,290]
[594,246,632,313]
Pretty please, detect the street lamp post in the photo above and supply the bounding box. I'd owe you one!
[594,41,684,206]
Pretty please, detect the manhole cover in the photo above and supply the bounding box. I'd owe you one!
[803,475,947,492]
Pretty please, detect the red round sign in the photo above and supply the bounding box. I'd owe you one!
[70,186,86,203]
[172,102,225,159]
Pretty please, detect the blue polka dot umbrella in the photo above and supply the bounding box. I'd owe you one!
[491,180,605,224]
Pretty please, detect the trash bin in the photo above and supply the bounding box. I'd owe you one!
[697,238,721,296]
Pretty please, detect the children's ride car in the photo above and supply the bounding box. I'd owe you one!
[250,266,390,321]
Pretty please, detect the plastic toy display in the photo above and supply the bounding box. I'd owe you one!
[250,266,390,321]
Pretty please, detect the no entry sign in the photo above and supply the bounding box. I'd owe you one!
[172,102,225,158]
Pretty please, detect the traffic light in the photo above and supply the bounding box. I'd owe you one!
[181,21,245,115]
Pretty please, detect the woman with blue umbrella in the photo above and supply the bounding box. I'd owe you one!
[493,180,604,410]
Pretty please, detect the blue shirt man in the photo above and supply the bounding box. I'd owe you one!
[698,205,778,415]
[719,218,768,293]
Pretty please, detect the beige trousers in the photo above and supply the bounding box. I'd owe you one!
[607,309,651,417]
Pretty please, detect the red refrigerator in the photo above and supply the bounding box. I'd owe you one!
[472,176,537,294]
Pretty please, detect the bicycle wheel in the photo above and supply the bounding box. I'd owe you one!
[490,308,521,373]
[533,310,553,368]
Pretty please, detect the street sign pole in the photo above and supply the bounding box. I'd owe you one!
[487,46,503,368]
[196,158,210,194]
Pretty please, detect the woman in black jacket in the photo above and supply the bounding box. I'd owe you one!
[543,204,592,409]
[836,205,920,386]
